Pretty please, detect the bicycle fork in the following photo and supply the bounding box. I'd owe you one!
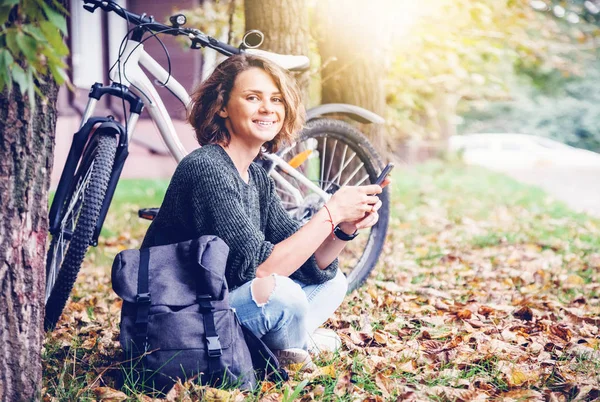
[50,82,144,246]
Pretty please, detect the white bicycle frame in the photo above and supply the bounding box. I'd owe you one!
[80,39,330,205]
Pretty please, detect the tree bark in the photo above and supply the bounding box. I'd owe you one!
[0,2,63,399]
[315,0,389,152]
[244,0,310,98]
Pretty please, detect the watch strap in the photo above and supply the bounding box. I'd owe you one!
[333,225,358,241]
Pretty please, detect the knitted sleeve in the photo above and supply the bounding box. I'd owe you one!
[264,175,338,285]
[189,158,275,288]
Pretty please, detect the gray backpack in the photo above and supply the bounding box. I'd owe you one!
[112,236,284,393]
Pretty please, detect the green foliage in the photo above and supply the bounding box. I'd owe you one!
[460,60,600,152]
[0,0,69,101]
[174,0,245,46]
[383,0,592,141]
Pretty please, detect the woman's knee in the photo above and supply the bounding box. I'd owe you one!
[265,275,309,316]
[251,275,276,306]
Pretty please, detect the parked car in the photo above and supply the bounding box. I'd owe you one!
[448,133,600,169]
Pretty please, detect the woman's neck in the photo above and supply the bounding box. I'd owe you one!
[220,140,260,183]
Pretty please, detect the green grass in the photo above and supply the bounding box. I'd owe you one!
[390,160,600,252]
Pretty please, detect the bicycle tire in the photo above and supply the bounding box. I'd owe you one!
[274,118,390,291]
[44,133,117,330]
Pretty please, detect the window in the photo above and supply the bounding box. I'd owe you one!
[69,0,128,89]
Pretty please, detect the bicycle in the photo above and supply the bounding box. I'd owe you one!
[45,0,390,330]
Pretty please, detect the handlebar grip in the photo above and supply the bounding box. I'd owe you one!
[208,38,241,56]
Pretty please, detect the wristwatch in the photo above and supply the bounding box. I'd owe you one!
[333,225,358,241]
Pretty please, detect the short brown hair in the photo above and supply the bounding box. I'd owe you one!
[188,54,305,153]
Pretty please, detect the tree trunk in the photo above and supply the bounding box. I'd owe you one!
[315,0,389,152]
[0,78,58,402]
[244,0,310,98]
[0,3,62,399]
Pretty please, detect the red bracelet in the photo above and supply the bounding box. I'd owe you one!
[322,205,335,239]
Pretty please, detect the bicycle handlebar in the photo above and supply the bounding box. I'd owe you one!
[82,0,241,56]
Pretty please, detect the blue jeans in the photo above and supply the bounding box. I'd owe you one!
[229,269,347,351]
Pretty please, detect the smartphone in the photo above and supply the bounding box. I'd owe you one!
[374,163,394,185]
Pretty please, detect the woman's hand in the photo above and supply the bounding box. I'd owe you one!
[325,184,382,224]
[335,177,391,233]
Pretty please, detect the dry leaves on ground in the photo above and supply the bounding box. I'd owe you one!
[43,166,600,400]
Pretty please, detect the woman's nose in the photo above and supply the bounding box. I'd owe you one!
[259,100,275,113]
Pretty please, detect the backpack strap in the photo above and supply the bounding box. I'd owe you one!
[134,247,152,352]
[197,294,222,380]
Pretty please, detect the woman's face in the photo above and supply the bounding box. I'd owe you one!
[219,67,286,148]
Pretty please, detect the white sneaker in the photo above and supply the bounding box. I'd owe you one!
[308,328,342,355]
[274,348,316,372]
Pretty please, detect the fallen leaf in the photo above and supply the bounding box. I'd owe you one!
[397,360,416,373]
[258,393,282,402]
[260,381,276,393]
[550,324,572,342]
[478,305,494,317]
[92,387,127,402]
[315,364,336,378]
[204,387,233,402]
[513,306,533,321]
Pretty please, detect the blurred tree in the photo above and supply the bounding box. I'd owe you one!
[245,0,311,98]
[0,0,68,400]
[314,0,389,150]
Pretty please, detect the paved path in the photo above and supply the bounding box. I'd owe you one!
[496,167,600,217]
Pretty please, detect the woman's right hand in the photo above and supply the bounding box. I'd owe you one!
[325,184,382,224]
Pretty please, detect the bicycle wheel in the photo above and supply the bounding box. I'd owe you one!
[44,133,117,330]
[273,118,390,291]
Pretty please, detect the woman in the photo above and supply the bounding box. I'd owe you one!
[142,54,388,368]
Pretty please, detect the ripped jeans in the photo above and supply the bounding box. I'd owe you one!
[229,269,347,351]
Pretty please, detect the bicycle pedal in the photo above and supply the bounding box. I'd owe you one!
[138,207,159,221]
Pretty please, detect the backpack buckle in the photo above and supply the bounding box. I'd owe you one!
[206,335,222,357]
[197,294,213,311]
[136,293,151,305]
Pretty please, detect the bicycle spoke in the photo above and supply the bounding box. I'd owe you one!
[341,162,365,187]
[355,173,370,186]
[328,151,357,188]
[320,137,327,188]
[61,161,94,228]
[336,144,348,186]
[324,139,337,189]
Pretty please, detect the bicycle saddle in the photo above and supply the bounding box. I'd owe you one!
[245,49,310,72]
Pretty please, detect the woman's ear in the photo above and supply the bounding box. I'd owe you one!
[218,108,228,119]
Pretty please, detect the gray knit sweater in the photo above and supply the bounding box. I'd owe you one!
[141,144,338,290]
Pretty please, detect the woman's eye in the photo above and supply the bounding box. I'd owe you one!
[273,97,284,103]
[247,95,259,101]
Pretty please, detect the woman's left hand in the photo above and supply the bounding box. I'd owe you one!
[354,198,382,230]
[336,176,390,234]
[337,198,382,233]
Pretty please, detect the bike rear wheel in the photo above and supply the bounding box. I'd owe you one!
[45,133,117,330]
[273,118,390,291]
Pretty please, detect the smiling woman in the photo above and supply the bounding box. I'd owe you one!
[141,53,388,370]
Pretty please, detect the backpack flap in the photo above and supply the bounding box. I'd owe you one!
[111,235,230,306]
